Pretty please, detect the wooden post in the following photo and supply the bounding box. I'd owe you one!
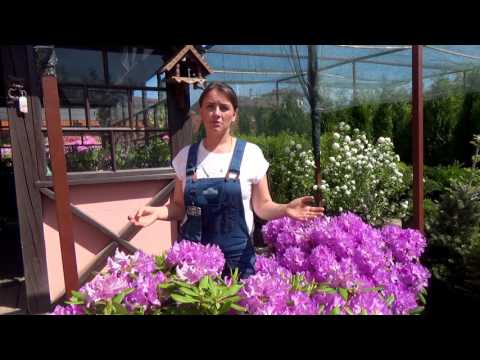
[35,45,79,296]
[166,78,191,240]
[1,46,51,313]
[412,45,424,233]
[166,80,192,159]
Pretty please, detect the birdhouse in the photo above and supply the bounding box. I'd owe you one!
[159,45,213,89]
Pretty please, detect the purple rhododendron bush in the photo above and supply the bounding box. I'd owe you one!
[52,212,430,315]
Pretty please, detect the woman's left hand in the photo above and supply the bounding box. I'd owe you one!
[286,196,325,221]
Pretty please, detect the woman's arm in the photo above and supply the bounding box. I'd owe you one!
[251,175,325,222]
[159,177,186,221]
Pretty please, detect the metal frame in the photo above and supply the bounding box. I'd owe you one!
[206,45,438,233]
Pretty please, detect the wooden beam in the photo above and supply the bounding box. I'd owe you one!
[117,179,176,241]
[51,241,118,309]
[39,188,140,254]
[36,46,79,295]
[41,127,169,132]
[78,242,117,287]
[412,45,425,234]
[35,169,175,187]
[1,46,51,314]
[167,81,192,158]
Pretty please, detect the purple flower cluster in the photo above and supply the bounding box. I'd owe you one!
[52,249,166,315]
[51,215,429,316]
[239,256,319,315]
[247,212,430,315]
[165,240,225,284]
[64,135,101,153]
[51,304,85,315]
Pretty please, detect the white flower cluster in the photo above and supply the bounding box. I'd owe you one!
[271,139,316,203]
[322,122,409,225]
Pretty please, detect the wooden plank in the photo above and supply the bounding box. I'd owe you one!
[117,179,176,241]
[39,188,140,254]
[41,127,169,132]
[25,47,49,182]
[41,55,79,295]
[78,242,117,287]
[35,171,176,188]
[1,46,51,314]
[166,81,192,159]
[68,167,174,177]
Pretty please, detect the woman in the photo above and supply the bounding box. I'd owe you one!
[128,82,324,278]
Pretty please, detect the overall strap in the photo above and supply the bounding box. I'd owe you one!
[226,139,247,180]
[186,141,201,178]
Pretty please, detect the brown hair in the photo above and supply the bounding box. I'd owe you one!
[198,81,238,110]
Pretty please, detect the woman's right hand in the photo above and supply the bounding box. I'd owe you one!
[128,206,159,227]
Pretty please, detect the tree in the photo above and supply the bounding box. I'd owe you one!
[424,77,463,166]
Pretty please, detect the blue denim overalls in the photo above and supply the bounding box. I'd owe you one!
[181,139,256,279]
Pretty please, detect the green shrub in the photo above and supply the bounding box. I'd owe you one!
[239,132,312,203]
[423,134,480,301]
[424,163,474,200]
[65,136,171,172]
[116,136,170,170]
[65,147,111,172]
[423,180,480,298]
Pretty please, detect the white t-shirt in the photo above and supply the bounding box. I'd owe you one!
[171,139,270,236]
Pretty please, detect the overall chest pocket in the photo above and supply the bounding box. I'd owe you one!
[202,186,222,205]
[204,181,242,236]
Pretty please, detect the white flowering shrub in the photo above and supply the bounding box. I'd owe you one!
[269,138,316,204]
[245,127,409,226]
[320,122,410,225]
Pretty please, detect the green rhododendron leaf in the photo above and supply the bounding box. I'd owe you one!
[231,303,246,313]
[339,288,349,301]
[112,303,129,315]
[112,288,134,304]
[221,284,242,298]
[178,286,199,298]
[199,276,209,290]
[410,306,424,315]
[386,294,395,306]
[331,306,341,315]
[171,293,197,304]
[317,285,336,294]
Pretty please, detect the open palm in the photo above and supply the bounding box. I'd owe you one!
[286,196,325,221]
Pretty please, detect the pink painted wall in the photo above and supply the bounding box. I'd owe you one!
[42,180,177,303]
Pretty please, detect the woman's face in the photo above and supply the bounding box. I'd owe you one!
[199,89,237,136]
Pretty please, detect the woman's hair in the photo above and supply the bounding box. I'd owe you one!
[198,81,238,110]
